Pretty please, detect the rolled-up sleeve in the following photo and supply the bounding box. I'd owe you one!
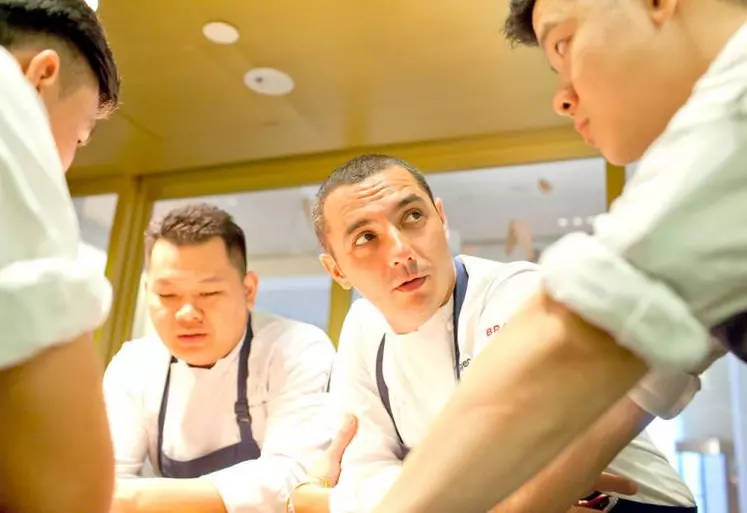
[206,325,336,513]
[540,78,747,372]
[0,50,111,370]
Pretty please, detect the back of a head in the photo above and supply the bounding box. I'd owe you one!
[0,0,120,114]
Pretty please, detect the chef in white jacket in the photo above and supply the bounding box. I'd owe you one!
[298,154,705,513]
[104,203,336,513]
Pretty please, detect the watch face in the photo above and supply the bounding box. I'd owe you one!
[711,311,747,363]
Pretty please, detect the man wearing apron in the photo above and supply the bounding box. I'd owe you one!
[104,204,337,513]
[370,1,746,512]
[289,154,706,513]
[0,2,120,512]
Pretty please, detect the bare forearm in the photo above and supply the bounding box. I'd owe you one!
[0,333,115,513]
[374,290,649,513]
[493,397,651,513]
[119,478,226,513]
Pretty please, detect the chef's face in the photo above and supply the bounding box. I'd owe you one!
[320,166,455,334]
[532,0,703,165]
[146,237,258,366]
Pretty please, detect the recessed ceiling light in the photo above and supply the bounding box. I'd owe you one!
[557,218,569,228]
[85,0,98,10]
[244,68,294,96]
[202,21,240,45]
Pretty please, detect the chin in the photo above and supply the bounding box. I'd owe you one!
[168,343,215,366]
[600,133,654,166]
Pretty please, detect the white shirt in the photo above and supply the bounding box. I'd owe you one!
[328,255,695,513]
[540,22,747,371]
[103,311,336,513]
[0,47,112,370]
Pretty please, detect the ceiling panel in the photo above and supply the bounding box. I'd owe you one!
[70,0,573,178]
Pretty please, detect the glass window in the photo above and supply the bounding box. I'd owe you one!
[71,193,118,274]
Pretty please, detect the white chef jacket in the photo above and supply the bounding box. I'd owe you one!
[328,255,695,513]
[0,46,111,370]
[103,311,336,513]
[540,21,747,371]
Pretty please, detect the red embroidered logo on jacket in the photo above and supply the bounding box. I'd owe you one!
[485,324,502,337]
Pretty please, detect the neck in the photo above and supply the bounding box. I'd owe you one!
[682,0,747,69]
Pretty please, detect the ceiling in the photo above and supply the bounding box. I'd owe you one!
[70,0,568,179]
[74,158,612,259]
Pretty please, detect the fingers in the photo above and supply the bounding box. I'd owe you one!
[327,414,358,461]
[592,472,638,496]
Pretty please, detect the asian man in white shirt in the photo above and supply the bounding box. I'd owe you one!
[0,1,120,512]
[373,0,746,511]
[104,203,337,513]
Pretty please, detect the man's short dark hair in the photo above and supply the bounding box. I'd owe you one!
[145,203,248,275]
[503,0,539,47]
[0,0,120,115]
[311,154,436,251]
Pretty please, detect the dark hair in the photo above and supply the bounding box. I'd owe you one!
[144,203,248,275]
[503,0,539,47]
[311,154,436,251]
[0,0,120,115]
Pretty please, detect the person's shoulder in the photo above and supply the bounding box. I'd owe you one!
[106,337,169,374]
[0,47,28,98]
[103,337,170,392]
[341,296,389,345]
[347,296,387,326]
[335,296,388,367]
[460,255,538,292]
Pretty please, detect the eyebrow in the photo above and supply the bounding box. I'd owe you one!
[343,193,425,237]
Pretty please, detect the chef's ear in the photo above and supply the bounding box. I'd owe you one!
[320,253,352,290]
[244,272,259,310]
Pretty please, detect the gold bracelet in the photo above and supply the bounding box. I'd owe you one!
[286,479,330,512]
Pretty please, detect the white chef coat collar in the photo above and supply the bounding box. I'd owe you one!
[386,295,455,345]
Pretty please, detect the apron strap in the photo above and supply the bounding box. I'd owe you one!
[376,335,406,448]
[234,318,254,442]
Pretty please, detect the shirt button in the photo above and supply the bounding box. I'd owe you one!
[446,322,453,332]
